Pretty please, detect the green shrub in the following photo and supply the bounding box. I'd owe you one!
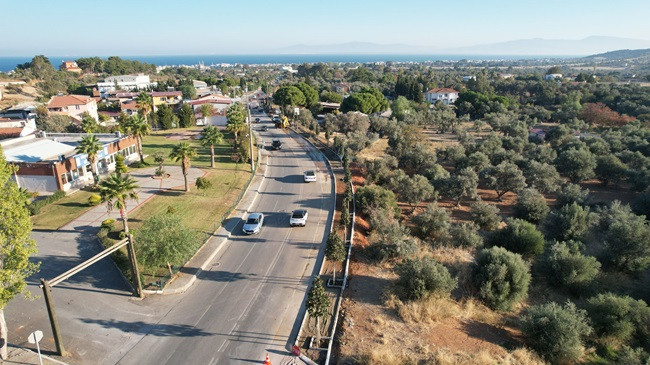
[521,301,592,363]
[52,190,66,200]
[614,346,650,365]
[412,202,451,243]
[88,193,101,206]
[513,188,549,224]
[470,200,501,231]
[449,222,483,248]
[129,161,147,168]
[28,190,67,215]
[487,218,545,258]
[101,218,116,231]
[195,176,213,191]
[556,183,590,207]
[395,257,457,300]
[356,184,399,217]
[602,209,650,273]
[586,293,650,346]
[544,202,594,241]
[542,241,601,292]
[473,246,531,311]
[368,209,417,261]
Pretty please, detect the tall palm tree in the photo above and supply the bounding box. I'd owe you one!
[75,134,103,184]
[136,91,153,123]
[226,119,247,148]
[169,142,197,192]
[99,172,139,234]
[126,114,151,164]
[200,126,224,168]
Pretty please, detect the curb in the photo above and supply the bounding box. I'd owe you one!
[143,136,267,295]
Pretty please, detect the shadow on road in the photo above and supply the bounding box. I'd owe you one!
[79,318,214,337]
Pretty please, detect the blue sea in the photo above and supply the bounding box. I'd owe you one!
[0,54,571,72]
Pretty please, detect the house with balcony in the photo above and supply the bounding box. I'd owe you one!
[97,74,155,97]
[47,94,99,121]
[60,61,82,73]
[424,88,459,105]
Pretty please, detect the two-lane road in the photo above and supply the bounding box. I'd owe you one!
[116,112,334,364]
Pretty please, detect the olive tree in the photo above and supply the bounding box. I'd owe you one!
[470,200,501,231]
[481,162,527,200]
[556,147,597,183]
[586,293,650,346]
[542,241,601,292]
[395,258,457,300]
[412,202,451,243]
[473,246,531,311]
[488,218,545,259]
[513,188,550,224]
[544,203,594,242]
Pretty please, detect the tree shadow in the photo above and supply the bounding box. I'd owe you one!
[459,319,518,349]
[79,318,214,337]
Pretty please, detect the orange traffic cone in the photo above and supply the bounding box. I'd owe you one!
[263,353,271,365]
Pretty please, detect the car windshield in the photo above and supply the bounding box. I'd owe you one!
[272,140,280,144]
[246,217,259,224]
[292,211,305,218]
[305,171,315,176]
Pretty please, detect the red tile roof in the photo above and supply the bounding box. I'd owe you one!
[0,127,25,139]
[426,88,458,94]
[151,91,182,97]
[47,94,94,108]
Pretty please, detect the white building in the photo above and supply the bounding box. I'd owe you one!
[462,76,476,82]
[425,88,459,105]
[545,74,563,80]
[97,74,155,97]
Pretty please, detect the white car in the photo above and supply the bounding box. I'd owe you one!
[303,170,317,182]
[242,213,264,234]
[290,210,308,227]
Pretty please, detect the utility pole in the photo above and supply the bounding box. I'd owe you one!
[246,87,255,172]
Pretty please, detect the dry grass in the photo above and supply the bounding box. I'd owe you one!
[353,346,544,365]
[385,294,500,327]
[357,138,388,161]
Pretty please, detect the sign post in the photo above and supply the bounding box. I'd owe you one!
[27,330,44,365]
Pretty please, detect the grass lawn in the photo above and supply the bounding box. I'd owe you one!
[31,189,95,230]
[138,127,253,170]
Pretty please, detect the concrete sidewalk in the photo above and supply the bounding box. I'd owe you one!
[154,146,269,294]
[3,344,69,365]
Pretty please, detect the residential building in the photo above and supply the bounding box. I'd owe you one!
[425,88,459,105]
[1,132,139,193]
[529,128,547,141]
[545,74,563,80]
[47,94,99,121]
[192,80,207,89]
[96,74,155,97]
[187,95,232,126]
[120,100,139,115]
[462,76,476,82]
[0,102,37,127]
[334,83,350,93]
[151,91,183,108]
[60,61,82,73]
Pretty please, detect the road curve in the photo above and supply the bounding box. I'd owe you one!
[116,113,334,364]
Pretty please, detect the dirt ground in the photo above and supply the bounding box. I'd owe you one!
[0,83,41,109]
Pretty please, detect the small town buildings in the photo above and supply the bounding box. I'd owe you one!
[60,61,82,73]
[151,91,183,108]
[97,74,155,97]
[108,90,182,112]
[462,76,476,82]
[0,102,37,127]
[425,88,459,105]
[187,95,232,126]
[529,128,547,141]
[545,73,563,80]
[120,100,139,115]
[47,94,99,121]
[1,132,139,192]
[320,102,340,113]
[192,80,207,89]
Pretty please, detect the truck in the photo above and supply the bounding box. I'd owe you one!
[275,115,289,128]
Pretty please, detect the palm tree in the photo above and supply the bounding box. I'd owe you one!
[200,126,224,168]
[169,142,197,192]
[136,91,153,123]
[75,134,103,184]
[126,114,151,164]
[99,172,139,234]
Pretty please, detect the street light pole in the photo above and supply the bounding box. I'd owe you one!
[246,88,255,172]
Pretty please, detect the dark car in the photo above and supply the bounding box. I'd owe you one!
[271,139,282,150]
[255,117,260,122]
[261,125,268,131]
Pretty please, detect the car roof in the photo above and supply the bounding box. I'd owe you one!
[305,170,315,174]
[272,139,280,142]
[248,212,263,219]
[292,209,307,215]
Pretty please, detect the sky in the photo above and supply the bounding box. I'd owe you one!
[1,0,649,56]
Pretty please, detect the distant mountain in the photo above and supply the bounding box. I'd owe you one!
[582,48,650,60]
[277,41,435,54]
[444,36,650,56]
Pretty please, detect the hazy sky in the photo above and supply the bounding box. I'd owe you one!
[2,0,649,55]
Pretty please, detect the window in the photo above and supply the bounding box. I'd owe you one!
[76,105,80,110]
[60,173,68,184]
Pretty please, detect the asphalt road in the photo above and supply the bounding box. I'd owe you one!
[115,111,334,364]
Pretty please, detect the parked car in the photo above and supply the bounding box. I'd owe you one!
[242,213,264,234]
[303,170,316,182]
[255,117,260,122]
[290,210,308,227]
[271,139,282,150]
[261,125,268,131]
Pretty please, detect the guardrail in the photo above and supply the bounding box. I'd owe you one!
[324,181,355,365]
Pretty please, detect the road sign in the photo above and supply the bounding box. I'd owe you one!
[28,330,44,365]
[291,345,301,356]
[28,330,43,344]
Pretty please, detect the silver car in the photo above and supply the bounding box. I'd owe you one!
[290,210,308,227]
[242,213,264,234]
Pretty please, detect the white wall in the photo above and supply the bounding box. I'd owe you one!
[15,175,59,193]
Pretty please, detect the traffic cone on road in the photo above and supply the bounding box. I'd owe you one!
[263,353,271,365]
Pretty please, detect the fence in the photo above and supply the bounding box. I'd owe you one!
[324,181,355,365]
